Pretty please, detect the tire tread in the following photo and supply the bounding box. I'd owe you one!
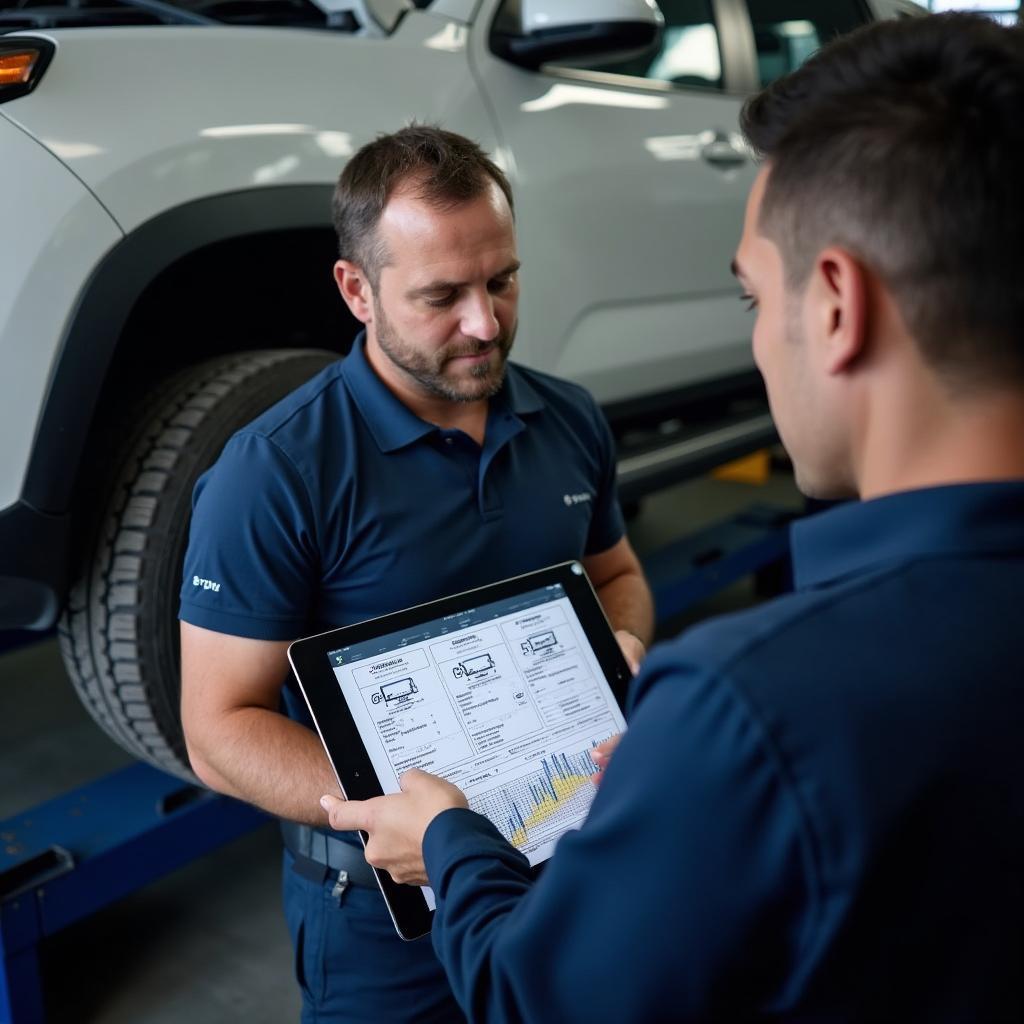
[57,348,337,780]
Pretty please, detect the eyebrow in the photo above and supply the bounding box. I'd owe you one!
[407,260,522,299]
[730,257,747,283]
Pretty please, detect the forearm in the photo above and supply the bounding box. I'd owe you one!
[422,677,803,1023]
[597,567,654,646]
[425,809,542,1023]
[188,707,338,826]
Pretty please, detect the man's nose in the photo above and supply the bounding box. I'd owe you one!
[461,291,499,341]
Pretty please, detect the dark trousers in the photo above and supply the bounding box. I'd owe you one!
[281,850,466,1023]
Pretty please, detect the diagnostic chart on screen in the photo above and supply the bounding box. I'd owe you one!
[329,584,627,879]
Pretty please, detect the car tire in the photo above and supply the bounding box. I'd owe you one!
[57,348,339,781]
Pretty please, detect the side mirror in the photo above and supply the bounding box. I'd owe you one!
[491,0,664,71]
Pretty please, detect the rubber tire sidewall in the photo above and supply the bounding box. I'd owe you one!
[58,348,340,781]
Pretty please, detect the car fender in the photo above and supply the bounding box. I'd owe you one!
[2,15,494,233]
[0,110,123,511]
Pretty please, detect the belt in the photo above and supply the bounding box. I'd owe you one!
[280,820,378,889]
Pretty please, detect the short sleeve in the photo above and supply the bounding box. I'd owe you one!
[583,399,626,556]
[178,431,318,640]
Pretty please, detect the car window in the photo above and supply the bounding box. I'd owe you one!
[579,0,724,92]
[742,0,870,86]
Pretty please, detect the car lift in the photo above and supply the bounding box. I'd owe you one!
[0,765,264,1023]
[0,500,797,1024]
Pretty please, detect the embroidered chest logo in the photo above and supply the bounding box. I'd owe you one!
[563,492,592,508]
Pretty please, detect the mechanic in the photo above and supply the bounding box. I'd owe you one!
[177,125,653,1023]
[321,15,1024,1022]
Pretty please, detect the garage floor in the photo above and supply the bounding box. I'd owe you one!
[0,469,801,1024]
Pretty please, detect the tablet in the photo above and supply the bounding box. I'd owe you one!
[287,560,631,940]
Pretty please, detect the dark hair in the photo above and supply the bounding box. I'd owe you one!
[332,124,514,286]
[740,13,1024,388]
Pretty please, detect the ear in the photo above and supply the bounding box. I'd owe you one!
[333,260,373,325]
[809,247,868,376]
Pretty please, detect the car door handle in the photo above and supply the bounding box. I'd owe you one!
[701,133,747,168]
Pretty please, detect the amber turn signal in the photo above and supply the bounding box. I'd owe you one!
[0,40,54,103]
[0,51,37,87]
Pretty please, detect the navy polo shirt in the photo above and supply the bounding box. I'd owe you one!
[422,481,1024,1022]
[179,332,623,656]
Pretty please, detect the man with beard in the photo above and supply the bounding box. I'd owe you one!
[178,125,653,1024]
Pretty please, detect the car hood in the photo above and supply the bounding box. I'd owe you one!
[1,14,479,231]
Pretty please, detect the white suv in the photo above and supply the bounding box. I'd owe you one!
[0,0,924,778]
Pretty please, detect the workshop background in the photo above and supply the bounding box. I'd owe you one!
[1,0,1018,1021]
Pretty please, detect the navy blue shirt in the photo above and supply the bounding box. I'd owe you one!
[423,482,1024,1022]
[180,335,624,721]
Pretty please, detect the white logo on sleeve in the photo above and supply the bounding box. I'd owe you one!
[192,575,221,593]
[563,492,593,507]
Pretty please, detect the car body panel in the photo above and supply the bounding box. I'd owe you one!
[470,28,758,403]
[0,112,122,507]
[1,16,494,234]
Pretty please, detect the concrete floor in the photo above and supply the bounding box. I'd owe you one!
[0,468,800,1023]
[0,639,300,1024]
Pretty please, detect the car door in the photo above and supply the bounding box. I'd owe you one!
[470,0,762,417]
[470,0,879,422]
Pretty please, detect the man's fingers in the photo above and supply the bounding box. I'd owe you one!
[590,733,622,785]
[320,793,369,832]
[591,734,622,761]
[613,630,645,675]
[398,768,469,809]
[398,767,428,792]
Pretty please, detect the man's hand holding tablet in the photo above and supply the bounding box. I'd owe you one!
[321,725,627,887]
[321,770,467,886]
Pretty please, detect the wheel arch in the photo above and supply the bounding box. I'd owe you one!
[16,185,359,627]
[25,183,354,518]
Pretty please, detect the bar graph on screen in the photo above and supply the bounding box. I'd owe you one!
[469,741,609,852]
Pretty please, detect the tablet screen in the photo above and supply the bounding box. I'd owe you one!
[325,577,628,908]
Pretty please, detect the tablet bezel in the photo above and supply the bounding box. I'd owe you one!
[287,560,632,941]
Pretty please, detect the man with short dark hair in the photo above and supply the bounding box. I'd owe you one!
[322,16,1024,1021]
[178,124,653,1022]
